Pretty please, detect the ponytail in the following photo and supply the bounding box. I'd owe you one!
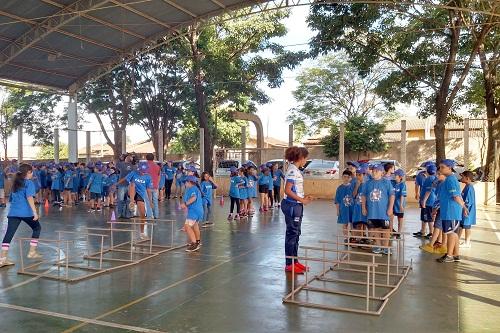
[12,163,33,193]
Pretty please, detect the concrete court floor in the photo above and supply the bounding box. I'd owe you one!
[0,198,499,333]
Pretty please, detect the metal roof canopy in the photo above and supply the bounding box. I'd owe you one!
[0,0,279,93]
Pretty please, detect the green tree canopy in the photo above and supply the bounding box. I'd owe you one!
[36,143,68,160]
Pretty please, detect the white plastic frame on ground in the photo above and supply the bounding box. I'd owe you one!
[17,219,186,282]
[282,230,412,315]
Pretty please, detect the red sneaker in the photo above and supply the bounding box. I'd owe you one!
[285,264,304,274]
[295,261,310,271]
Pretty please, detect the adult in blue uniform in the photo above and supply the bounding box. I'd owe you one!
[163,161,176,199]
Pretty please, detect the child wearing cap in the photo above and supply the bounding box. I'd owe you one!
[267,163,275,209]
[247,166,258,215]
[258,166,271,212]
[228,167,243,220]
[163,161,176,200]
[436,159,468,263]
[352,167,368,244]
[63,164,74,207]
[175,166,185,199]
[201,172,218,227]
[361,163,395,255]
[238,168,249,218]
[458,171,476,248]
[50,166,63,206]
[127,161,153,239]
[181,176,204,252]
[272,163,284,208]
[71,164,81,205]
[413,166,431,238]
[419,164,438,239]
[87,166,104,212]
[392,169,407,238]
[158,163,166,202]
[334,170,353,241]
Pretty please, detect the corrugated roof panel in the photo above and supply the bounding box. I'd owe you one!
[166,0,220,17]
[0,0,57,21]
[90,6,163,37]
[0,17,30,39]
[0,64,72,89]
[126,0,194,25]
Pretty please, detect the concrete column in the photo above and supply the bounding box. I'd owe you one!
[199,127,205,172]
[157,130,164,163]
[288,124,294,147]
[241,126,246,165]
[17,125,23,162]
[121,129,127,154]
[86,131,91,163]
[54,128,60,164]
[67,93,78,163]
[339,123,345,170]
[401,119,407,171]
[464,118,470,168]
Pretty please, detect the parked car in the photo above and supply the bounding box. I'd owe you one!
[367,159,402,170]
[171,160,201,174]
[215,159,257,176]
[303,159,340,179]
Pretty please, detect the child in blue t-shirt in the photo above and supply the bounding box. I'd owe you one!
[50,167,63,206]
[163,162,176,200]
[352,167,368,243]
[86,166,104,212]
[246,166,258,215]
[267,163,275,208]
[175,166,185,198]
[228,167,244,220]
[181,175,204,252]
[459,171,476,249]
[334,170,353,240]
[63,165,74,206]
[258,166,271,212]
[271,164,284,208]
[238,168,249,218]
[158,164,166,202]
[436,159,468,263]
[107,167,119,208]
[420,164,437,238]
[361,164,395,255]
[71,165,80,205]
[126,162,153,238]
[200,172,218,227]
[392,169,407,239]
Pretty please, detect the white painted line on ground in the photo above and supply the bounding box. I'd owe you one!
[0,302,166,333]
[483,212,500,242]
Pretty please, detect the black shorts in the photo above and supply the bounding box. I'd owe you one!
[90,192,100,200]
[134,193,144,202]
[394,212,404,218]
[421,207,433,222]
[258,185,268,194]
[352,221,366,229]
[367,219,389,229]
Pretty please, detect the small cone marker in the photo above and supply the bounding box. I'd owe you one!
[44,199,49,208]
[219,195,224,206]
[111,210,116,222]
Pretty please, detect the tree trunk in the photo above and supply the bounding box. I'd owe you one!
[434,91,448,163]
[113,129,122,160]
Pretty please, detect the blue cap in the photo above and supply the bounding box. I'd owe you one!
[260,164,268,172]
[186,175,198,183]
[356,167,367,174]
[394,169,405,177]
[347,161,360,168]
[372,164,384,172]
[266,162,273,168]
[440,159,456,168]
[187,166,197,172]
[138,161,148,172]
[426,164,437,175]
[229,166,237,173]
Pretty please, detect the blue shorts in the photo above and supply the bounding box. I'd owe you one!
[352,221,366,228]
[459,223,472,230]
[434,218,442,230]
[442,220,460,234]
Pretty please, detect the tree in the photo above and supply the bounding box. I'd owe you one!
[173,9,306,172]
[6,88,63,145]
[0,88,16,159]
[308,2,498,161]
[36,143,68,160]
[321,116,387,159]
[288,54,389,136]
[79,62,135,160]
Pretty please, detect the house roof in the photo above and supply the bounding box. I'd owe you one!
[0,0,261,92]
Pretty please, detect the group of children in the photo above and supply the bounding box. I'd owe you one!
[333,158,476,263]
[227,162,284,220]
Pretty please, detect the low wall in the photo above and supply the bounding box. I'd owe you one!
[212,177,497,206]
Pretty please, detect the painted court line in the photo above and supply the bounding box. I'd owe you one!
[483,212,500,241]
[62,246,261,333]
[0,303,166,333]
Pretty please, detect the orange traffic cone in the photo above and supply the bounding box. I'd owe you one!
[44,199,49,209]
[219,195,224,206]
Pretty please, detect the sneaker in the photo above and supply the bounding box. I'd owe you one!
[460,242,471,248]
[259,207,264,212]
[419,243,435,253]
[453,256,461,262]
[295,261,310,271]
[412,231,423,238]
[96,207,102,212]
[425,233,432,239]
[437,255,454,263]
[0,257,15,267]
[372,247,382,254]
[285,264,304,274]
[382,248,393,256]
[27,250,42,259]
[201,222,214,228]
[234,214,240,220]
[196,240,202,247]
[227,214,233,221]
[88,208,95,213]
[186,243,198,252]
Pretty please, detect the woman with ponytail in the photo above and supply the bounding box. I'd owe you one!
[0,163,42,267]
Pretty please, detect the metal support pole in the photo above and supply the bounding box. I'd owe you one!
[199,128,205,172]
[121,129,127,154]
[339,123,345,170]
[241,126,246,165]
[157,130,164,163]
[288,124,294,147]
[54,128,60,164]
[86,131,91,163]
[68,93,78,163]
[17,125,23,162]
[401,119,407,171]
[464,118,470,169]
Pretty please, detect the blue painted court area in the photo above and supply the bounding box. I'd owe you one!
[0,200,499,332]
